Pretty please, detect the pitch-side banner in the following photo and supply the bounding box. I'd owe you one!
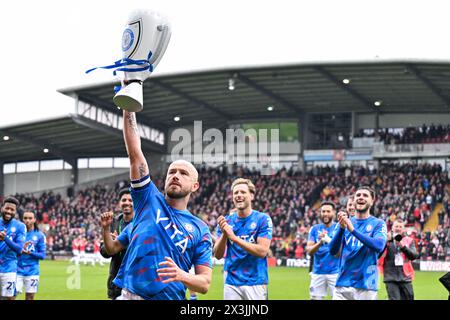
[419,261,450,272]
[277,258,310,268]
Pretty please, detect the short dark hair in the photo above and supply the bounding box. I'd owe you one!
[356,186,375,199]
[118,187,130,199]
[3,196,19,207]
[320,201,336,210]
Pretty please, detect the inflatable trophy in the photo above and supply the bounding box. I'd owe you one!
[86,10,171,112]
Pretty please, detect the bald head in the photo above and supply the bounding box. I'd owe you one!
[168,160,198,182]
[165,160,199,199]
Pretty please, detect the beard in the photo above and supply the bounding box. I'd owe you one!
[234,201,250,210]
[1,211,12,221]
[166,186,190,199]
[321,216,331,224]
[356,202,370,213]
[121,205,133,214]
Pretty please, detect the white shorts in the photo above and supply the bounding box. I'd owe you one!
[16,275,40,294]
[72,250,79,256]
[332,286,378,300]
[309,273,338,299]
[0,273,17,297]
[116,288,145,300]
[224,284,268,300]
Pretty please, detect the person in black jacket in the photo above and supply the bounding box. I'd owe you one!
[100,188,134,300]
[380,219,419,300]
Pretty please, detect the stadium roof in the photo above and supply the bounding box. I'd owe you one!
[2,60,450,164]
[60,59,450,129]
[0,115,165,164]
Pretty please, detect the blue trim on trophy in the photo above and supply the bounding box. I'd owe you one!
[85,51,154,76]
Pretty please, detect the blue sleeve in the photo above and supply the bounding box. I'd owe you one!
[308,226,317,243]
[5,224,26,254]
[329,226,345,256]
[257,214,273,240]
[130,176,164,221]
[193,227,213,269]
[117,224,132,248]
[30,233,46,260]
[350,221,387,253]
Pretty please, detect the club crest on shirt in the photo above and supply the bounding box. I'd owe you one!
[32,236,38,241]
[184,223,194,233]
[250,222,257,230]
[11,227,16,233]
[366,224,373,232]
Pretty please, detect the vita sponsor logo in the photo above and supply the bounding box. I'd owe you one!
[156,209,189,254]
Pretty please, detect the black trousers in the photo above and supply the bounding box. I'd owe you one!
[385,282,414,300]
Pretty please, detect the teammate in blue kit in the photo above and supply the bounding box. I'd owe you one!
[16,211,46,300]
[213,178,273,300]
[329,186,388,300]
[306,201,340,300]
[0,197,26,300]
[346,194,356,217]
[100,109,213,300]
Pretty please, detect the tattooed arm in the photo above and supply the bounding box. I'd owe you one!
[123,110,149,180]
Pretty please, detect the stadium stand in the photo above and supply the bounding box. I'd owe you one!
[5,163,449,262]
[355,124,450,145]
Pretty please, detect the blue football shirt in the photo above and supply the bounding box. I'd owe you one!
[117,223,132,247]
[0,218,26,273]
[113,176,213,300]
[18,230,46,276]
[308,222,340,274]
[335,216,387,290]
[217,210,273,286]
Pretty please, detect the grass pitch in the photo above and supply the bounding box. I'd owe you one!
[15,260,449,300]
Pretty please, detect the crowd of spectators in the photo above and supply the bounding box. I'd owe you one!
[355,124,450,144]
[5,163,450,262]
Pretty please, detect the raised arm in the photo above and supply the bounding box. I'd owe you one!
[345,219,387,254]
[218,216,272,259]
[213,234,228,259]
[0,225,26,255]
[123,109,149,181]
[213,216,228,259]
[306,227,322,256]
[100,212,125,255]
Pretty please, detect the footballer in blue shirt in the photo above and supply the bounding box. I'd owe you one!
[306,201,340,300]
[329,186,388,300]
[214,178,273,300]
[100,107,213,300]
[0,197,26,300]
[16,211,46,300]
